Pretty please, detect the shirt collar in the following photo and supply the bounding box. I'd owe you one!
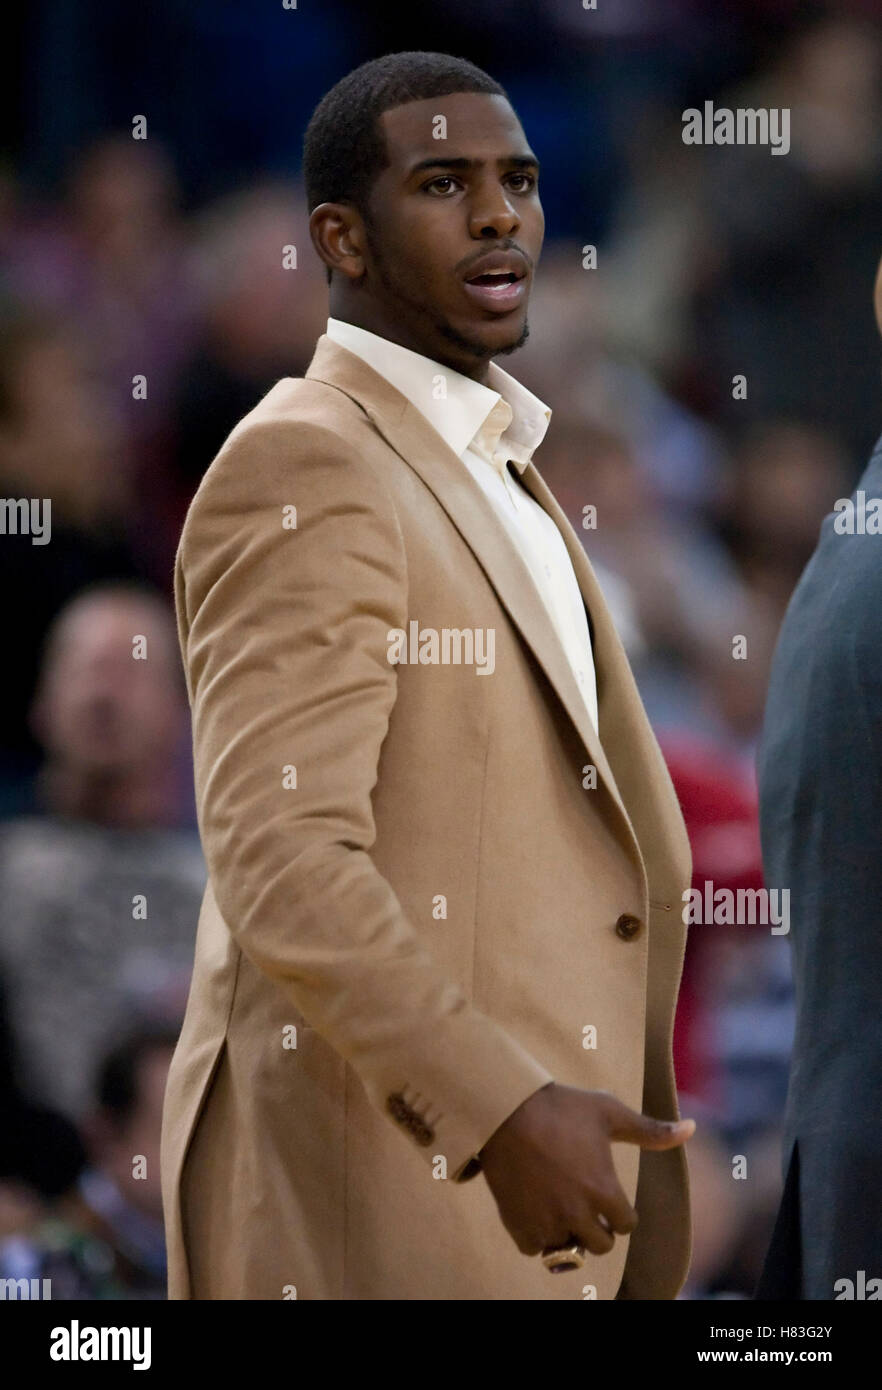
[325,317,550,475]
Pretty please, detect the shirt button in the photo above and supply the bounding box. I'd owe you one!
[615,913,643,941]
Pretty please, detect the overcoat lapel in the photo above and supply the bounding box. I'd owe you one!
[518,461,691,895]
[305,335,673,878]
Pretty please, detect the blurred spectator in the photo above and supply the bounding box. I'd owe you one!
[0,582,203,1121]
[704,931,795,1147]
[696,13,882,462]
[168,181,326,492]
[0,971,86,1211]
[5,136,204,582]
[660,740,766,1104]
[0,301,132,531]
[0,301,146,810]
[676,1099,743,1298]
[519,246,731,520]
[7,137,199,447]
[534,416,754,738]
[678,1099,786,1299]
[0,1021,176,1299]
[716,419,852,620]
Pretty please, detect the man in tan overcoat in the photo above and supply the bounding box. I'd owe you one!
[161,50,695,1301]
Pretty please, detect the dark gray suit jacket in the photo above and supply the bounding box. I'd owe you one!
[756,435,882,1300]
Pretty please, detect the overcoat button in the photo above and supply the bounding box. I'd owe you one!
[615,913,643,941]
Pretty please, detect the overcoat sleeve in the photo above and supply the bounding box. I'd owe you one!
[176,416,554,1181]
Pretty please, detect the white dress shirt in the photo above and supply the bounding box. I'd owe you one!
[325,317,599,734]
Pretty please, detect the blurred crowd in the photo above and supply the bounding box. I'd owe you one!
[2,3,881,1298]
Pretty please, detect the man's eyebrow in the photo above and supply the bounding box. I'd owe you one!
[406,154,540,177]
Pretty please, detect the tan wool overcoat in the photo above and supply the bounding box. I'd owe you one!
[160,333,693,1301]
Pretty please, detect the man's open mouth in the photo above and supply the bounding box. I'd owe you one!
[465,270,522,286]
[461,257,528,312]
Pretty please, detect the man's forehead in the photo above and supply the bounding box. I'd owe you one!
[379,92,526,161]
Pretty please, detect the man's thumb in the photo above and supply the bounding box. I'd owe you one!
[606,1101,696,1150]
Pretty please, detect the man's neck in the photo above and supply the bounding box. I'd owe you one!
[327,303,492,385]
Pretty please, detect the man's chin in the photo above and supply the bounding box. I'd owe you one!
[492,319,530,357]
[437,315,530,361]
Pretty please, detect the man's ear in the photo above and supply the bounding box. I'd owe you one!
[309,202,366,282]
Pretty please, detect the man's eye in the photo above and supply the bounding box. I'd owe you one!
[423,176,459,195]
[507,173,536,192]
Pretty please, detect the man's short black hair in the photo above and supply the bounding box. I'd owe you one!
[303,51,509,284]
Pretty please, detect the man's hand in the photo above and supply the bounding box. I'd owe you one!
[478,1081,696,1258]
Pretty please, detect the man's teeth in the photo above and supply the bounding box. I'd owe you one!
[470,272,516,284]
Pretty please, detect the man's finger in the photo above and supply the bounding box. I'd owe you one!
[575,1214,616,1256]
[592,1179,638,1235]
[602,1097,697,1149]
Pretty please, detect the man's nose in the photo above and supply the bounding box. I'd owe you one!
[467,183,520,240]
